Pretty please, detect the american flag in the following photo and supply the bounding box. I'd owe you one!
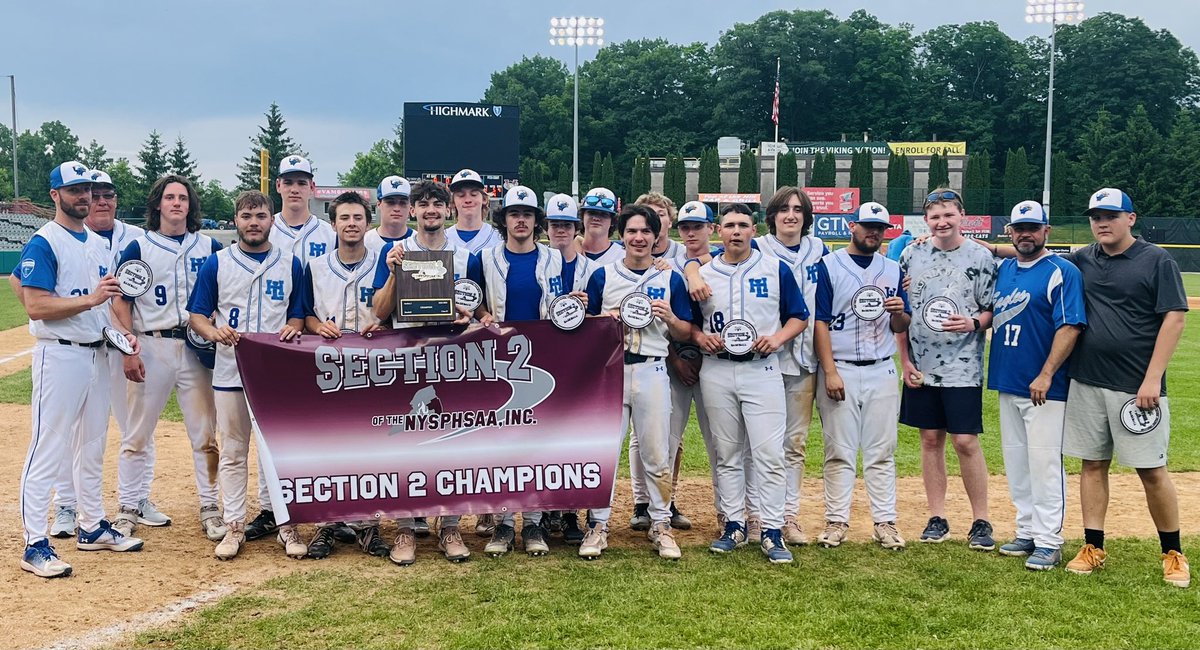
[771,63,780,125]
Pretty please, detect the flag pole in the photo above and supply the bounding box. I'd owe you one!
[773,57,781,143]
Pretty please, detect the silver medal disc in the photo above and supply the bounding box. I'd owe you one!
[102,326,135,355]
[922,296,959,332]
[454,279,483,312]
[851,286,887,321]
[115,259,153,298]
[619,292,654,329]
[721,319,758,356]
[550,294,586,331]
[1120,398,1162,435]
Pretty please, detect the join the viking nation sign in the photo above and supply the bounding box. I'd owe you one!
[235,319,624,525]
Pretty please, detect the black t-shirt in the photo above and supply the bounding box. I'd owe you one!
[1064,238,1188,395]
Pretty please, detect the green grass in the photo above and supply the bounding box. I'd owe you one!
[0,277,29,331]
[0,367,183,421]
[129,537,1200,650]
[1182,272,1200,298]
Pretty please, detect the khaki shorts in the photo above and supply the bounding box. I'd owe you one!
[1063,379,1170,469]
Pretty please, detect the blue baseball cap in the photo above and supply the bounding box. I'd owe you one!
[850,201,890,226]
[677,201,713,224]
[50,161,92,189]
[1009,200,1048,226]
[377,175,411,200]
[1085,188,1134,215]
[278,155,313,177]
[546,193,579,222]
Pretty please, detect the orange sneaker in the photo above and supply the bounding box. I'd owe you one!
[1065,544,1106,575]
[1162,550,1191,588]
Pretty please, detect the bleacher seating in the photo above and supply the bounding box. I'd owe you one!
[0,212,45,250]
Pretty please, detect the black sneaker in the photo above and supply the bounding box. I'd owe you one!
[562,511,585,545]
[968,519,996,551]
[544,511,564,535]
[522,523,550,556]
[356,525,390,557]
[330,522,357,544]
[307,525,337,559]
[244,509,277,541]
[629,502,651,531]
[919,516,950,543]
[669,503,693,530]
[413,517,431,538]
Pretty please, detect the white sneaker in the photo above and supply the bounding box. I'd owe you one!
[578,522,608,559]
[113,505,139,537]
[652,522,681,560]
[277,524,307,559]
[873,521,906,550]
[817,521,850,548]
[747,516,763,544]
[783,515,809,546]
[200,504,227,542]
[215,522,244,560]
[77,520,145,552]
[50,506,77,538]
[137,498,172,527]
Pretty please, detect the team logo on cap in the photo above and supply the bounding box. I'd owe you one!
[684,205,697,214]
[391,179,402,188]
[517,189,528,200]
[459,171,471,178]
[72,165,86,176]
[289,157,300,165]
[557,200,569,210]
[1019,204,1032,214]
[90,172,102,181]
[870,205,883,214]
[1095,191,1108,201]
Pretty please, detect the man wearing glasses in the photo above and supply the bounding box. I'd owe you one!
[896,188,997,550]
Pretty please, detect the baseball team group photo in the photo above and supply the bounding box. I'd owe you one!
[2,1,1199,649]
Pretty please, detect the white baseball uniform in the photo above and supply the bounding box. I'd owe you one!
[446,222,503,253]
[585,261,692,527]
[813,248,906,524]
[363,227,413,255]
[694,249,809,530]
[18,221,116,544]
[755,233,826,521]
[583,241,625,266]
[269,213,335,269]
[116,231,221,514]
[371,237,470,330]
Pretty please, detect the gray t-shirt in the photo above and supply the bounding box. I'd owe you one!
[899,240,997,387]
[1065,239,1187,395]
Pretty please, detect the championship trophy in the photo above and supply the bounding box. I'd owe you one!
[393,251,457,322]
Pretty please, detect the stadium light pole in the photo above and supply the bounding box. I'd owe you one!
[1025,0,1084,215]
[550,16,605,199]
[3,75,16,198]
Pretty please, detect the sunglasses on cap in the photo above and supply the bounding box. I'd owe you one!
[582,195,616,210]
[924,190,960,206]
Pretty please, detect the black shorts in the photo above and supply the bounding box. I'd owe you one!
[899,385,984,434]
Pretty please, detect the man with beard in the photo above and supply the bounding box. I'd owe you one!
[188,190,306,561]
[987,201,1085,571]
[446,169,503,253]
[364,176,414,253]
[17,162,144,578]
[812,202,909,550]
[111,175,224,542]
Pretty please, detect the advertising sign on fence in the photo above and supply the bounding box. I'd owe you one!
[806,188,860,214]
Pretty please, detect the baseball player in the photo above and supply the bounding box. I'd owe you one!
[300,191,401,561]
[187,190,307,561]
[18,161,144,578]
[110,175,224,543]
[369,179,474,562]
[446,169,503,253]
[693,203,807,565]
[364,175,414,253]
[812,202,909,550]
[638,192,686,262]
[985,200,1086,571]
[9,169,148,538]
[897,188,997,550]
[467,185,587,557]
[578,187,625,265]
[754,186,827,546]
[583,204,694,560]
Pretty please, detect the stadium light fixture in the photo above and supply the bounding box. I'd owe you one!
[1025,0,1085,215]
[549,16,606,199]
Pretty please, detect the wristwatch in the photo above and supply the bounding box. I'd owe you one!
[972,317,982,332]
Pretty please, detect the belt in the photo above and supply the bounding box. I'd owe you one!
[624,352,663,365]
[143,327,188,340]
[715,352,768,363]
[835,358,889,366]
[57,339,104,348]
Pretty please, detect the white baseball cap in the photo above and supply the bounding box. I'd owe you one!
[450,169,484,191]
[278,154,313,177]
[1009,200,1048,225]
[88,169,114,187]
[50,161,91,189]
[1085,187,1134,215]
[581,187,617,215]
[502,185,543,215]
[851,201,890,226]
[677,201,713,224]
[546,193,579,222]
[377,175,411,200]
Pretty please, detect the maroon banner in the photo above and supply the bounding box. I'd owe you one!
[235,319,625,525]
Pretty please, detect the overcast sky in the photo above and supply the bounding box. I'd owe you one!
[3,0,1196,187]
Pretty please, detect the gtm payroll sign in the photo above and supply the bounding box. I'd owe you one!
[814,214,904,240]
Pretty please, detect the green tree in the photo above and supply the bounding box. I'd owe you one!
[698,148,722,194]
[198,179,235,221]
[339,139,397,188]
[1048,152,1072,217]
[80,139,112,170]
[107,158,141,217]
[886,153,912,214]
[849,150,874,200]
[776,151,798,189]
[482,56,571,173]
[167,136,200,182]
[1003,147,1033,209]
[963,152,991,214]
[40,120,81,164]
[737,150,759,194]
[1072,109,1119,209]
[135,130,170,199]
[926,153,949,192]
[589,151,603,190]
[1107,104,1165,214]
[555,162,570,194]
[519,159,550,202]
[631,157,651,199]
[236,102,308,211]
[664,155,687,206]
[809,152,836,187]
[601,153,616,193]
[1157,110,1200,216]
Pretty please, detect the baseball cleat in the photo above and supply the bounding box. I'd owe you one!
[873,521,906,550]
[113,505,139,538]
[652,522,681,560]
[1065,544,1106,575]
[77,520,144,552]
[306,526,337,559]
[1025,547,1062,571]
[474,514,497,537]
[919,516,950,543]
[746,516,763,544]
[629,503,651,531]
[817,521,849,548]
[277,525,307,559]
[578,522,608,560]
[544,511,564,535]
[357,525,391,557]
[1162,550,1191,588]
[50,506,77,539]
[485,524,516,557]
[783,515,809,546]
[21,540,72,578]
[438,526,471,562]
[561,512,585,545]
[200,504,227,542]
[999,538,1036,557]
[669,503,692,530]
[244,509,278,541]
[968,519,996,551]
[389,530,416,566]
[710,521,748,553]
[136,498,172,527]
[523,524,550,556]
[215,523,245,561]
[330,523,357,544]
[761,529,794,564]
[412,517,431,538]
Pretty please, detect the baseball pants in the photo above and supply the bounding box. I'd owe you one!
[590,360,672,526]
[215,390,255,526]
[630,373,706,508]
[783,371,816,517]
[119,335,219,511]
[701,356,787,530]
[53,349,130,508]
[815,361,899,524]
[21,343,112,544]
[999,393,1066,549]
